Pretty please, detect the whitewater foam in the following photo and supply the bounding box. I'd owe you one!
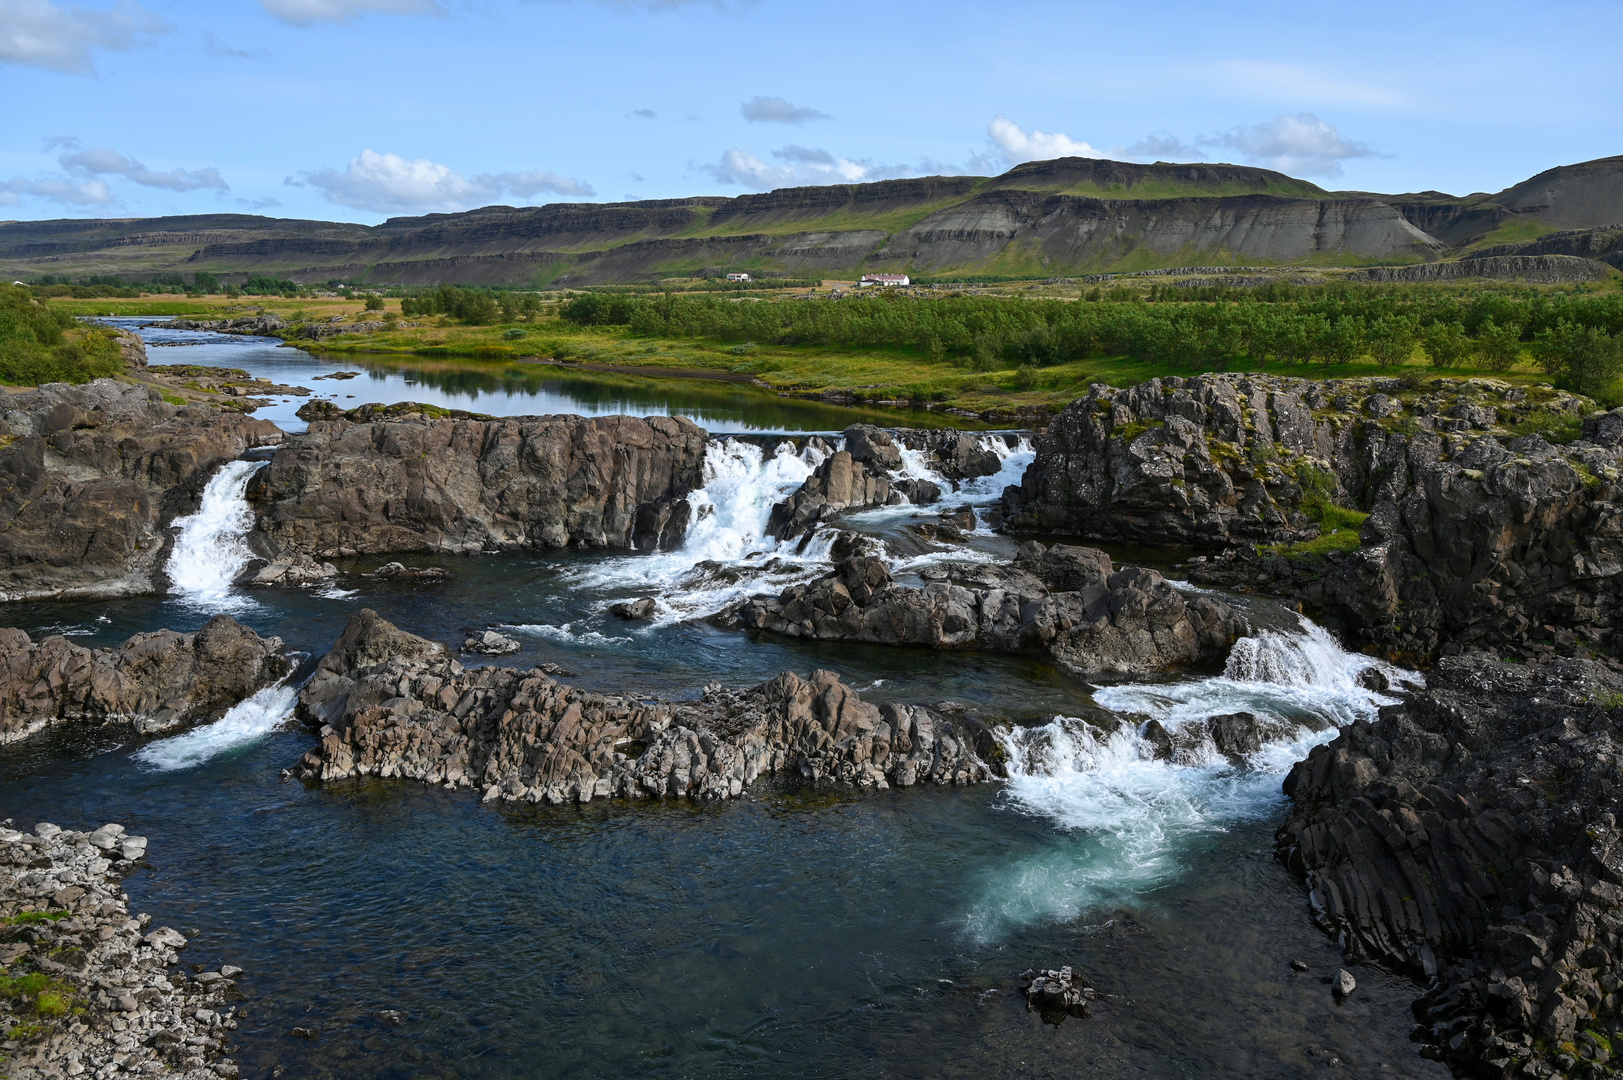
[557,438,841,626]
[165,459,265,611]
[132,681,298,772]
[968,619,1419,940]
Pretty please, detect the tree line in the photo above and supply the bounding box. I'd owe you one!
[560,288,1623,399]
[400,284,544,324]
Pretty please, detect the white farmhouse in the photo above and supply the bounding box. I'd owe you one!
[858,274,909,287]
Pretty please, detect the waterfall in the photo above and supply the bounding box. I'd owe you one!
[132,681,298,772]
[537,438,836,630]
[165,459,266,610]
[967,620,1420,940]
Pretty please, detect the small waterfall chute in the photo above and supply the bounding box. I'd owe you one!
[165,459,266,610]
[131,680,298,772]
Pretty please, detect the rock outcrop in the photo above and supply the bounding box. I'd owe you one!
[1188,403,1623,662]
[766,425,1011,541]
[766,449,898,540]
[1002,373,1593,548]
[1,822,246,1080]
[289,610,998,802]
[736,541,1252,679]
[1278,654,1623,1078]
[164,313,286,337]
[0,381,281,602]
[247,412,707,557]
[0,615,287,744]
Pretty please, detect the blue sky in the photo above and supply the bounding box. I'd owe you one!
[3,0,1620,223]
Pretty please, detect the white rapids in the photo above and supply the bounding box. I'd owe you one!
[964,619,1420,940]
[131,681,299,772]
[164,459,266,611]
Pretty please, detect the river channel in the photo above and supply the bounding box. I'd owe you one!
[0,323,1446,1079]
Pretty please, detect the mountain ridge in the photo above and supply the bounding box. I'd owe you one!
[2,154,1618,286]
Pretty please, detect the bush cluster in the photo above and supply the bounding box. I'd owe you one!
[0,285,125,385]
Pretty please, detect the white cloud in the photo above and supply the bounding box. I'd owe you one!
[0,175,115,207]
[259,0,438,25]
[0,0,164,74]
[1201,113,1378,177]
[703,146,914,190]
[60,145,229,192]
[1123,131,1201,162]
[986,115,1104,166]
[740,96,831,125]
[301,149,593,213]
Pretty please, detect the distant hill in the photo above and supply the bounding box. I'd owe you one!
[2,155,1619,287]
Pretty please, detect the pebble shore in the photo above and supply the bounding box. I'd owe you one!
[0,822,243,1079]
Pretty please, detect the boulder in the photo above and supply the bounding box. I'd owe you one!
[765,450,896,540]
[609,597,658,620]
[235,552,338,586]
[0,614,288,744]
[462,631,522,656]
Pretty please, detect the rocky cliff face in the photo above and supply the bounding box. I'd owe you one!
[1177,400,1621,663]
[0,614,287,743]
[0,381,281,602]
[737,542,1253,679]
[247,412,707,558]
[1003,373,1364,546]
[1278,654,1623,1077]
[290,610,997,802]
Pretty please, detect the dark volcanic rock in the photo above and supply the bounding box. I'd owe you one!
[766,449,897,540]
[737,541,1252,679]
[0,381,281,602]
[0,614,287,744]
[247,412,707,557]
[1001,373,1596,552]
[290,611,997,800]
[166,312,286,337]
[1190,408,1623,662]
[1278,654,1623,1077]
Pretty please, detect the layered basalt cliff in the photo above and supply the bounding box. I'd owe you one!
[246,412,707,557]
[1278,655,1623,1078]
[289,610,997,801]
[0,615,288,744]
[0,380,280,602]
[737,542,1252,679]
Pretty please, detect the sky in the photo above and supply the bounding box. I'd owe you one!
[2,0,1620,224]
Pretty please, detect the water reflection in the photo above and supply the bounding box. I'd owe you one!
[96,317,982,435]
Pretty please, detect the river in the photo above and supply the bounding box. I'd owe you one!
[0,323,1446,1079]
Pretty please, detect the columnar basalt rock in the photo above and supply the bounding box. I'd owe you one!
[246,412,708,557]
[1189,405,1623,662]
[736,542,1253,679]
[0,615,288,744]
[1002,373,1595,549]
[0,381,281,602]
[0,823,245,1079]
[290,610,998,802]
[1278,655,1623,1077]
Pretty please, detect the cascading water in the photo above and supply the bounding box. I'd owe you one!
[165,459,266,611]
[131,681,298,772]
[968,619,1418,940]
[511,438,837,636]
